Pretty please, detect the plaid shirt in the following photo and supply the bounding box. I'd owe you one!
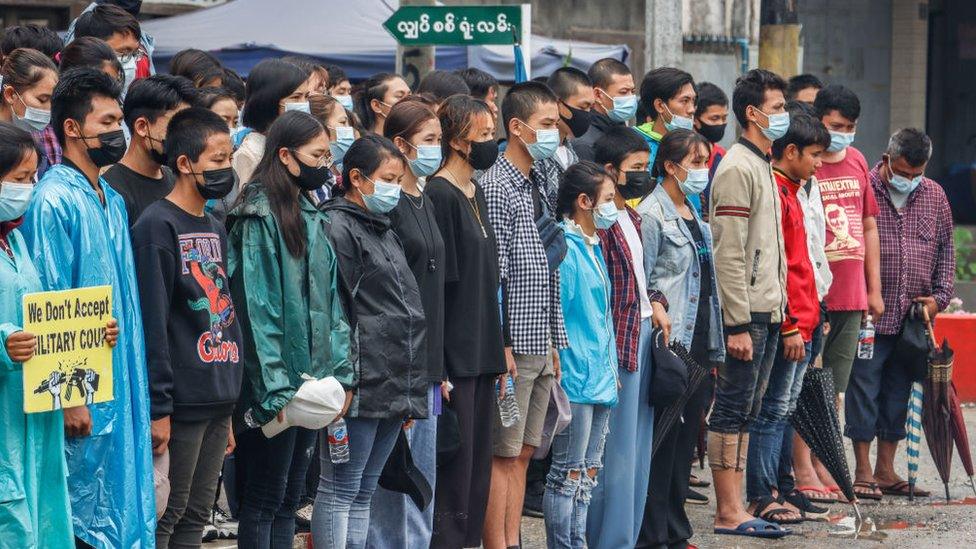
[483,155,569,355]
[869,162,955,335]
[32,126,61,177]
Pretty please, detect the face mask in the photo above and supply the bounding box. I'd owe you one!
[663,104,694,132]
[329,126,355,164]
[291,151,334,191]
[466,139,499,170]
[560,102,592,138]
[517,120,559,161]
[192,166,237,200]
[887,159,922,194]
[827,130,856,153]
[117,55,137,96]
[13,93,50,132]
[593,200,619,230]
[754,108,790,141]
[362,177,402,214]
[618,170,654,200]
[696,122,726,144]
[602,91,637,123]
[0,181,33,222]
[408,144,442,177]
[147,131,167,165]
[677,164,709,196]
[334,94,354,111]
[284,101,311,114]
[81,128,127,168]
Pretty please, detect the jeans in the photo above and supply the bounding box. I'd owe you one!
[778,324,823,495]
[746,339,812,502]
[156,416,231,549]
[311,417,401,549]
[844,334,913,442]
[709,321,781,434]
[236,426,318,549]
[543,403,611,549]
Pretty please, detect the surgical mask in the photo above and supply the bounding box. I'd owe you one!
[593,201,619,230]
[601,90,637,123]
[517,120,559,161]
[696,122,726,144]
[117,54,137,96]
[827,130,856,153]
[0,181,33,222]
[755,108,790,141]
[618,170,654,200]
[329,126,355,164]
[81,128,127,168]
[290,151,334,191]
[192,166,237,200]
[677,165,709,196]
[407,143,442,177]
[362,177,401,214]
[887,160,922,195]
[284,101,311,114]
[467,139,499,170]
[147,131,167,166]
[664,104,694,132]
[560,102,592,138]
[334,94,354,111]
[13,92,50,132]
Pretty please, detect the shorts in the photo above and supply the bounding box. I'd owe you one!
[822,310,863,394]
[492,352,554,458]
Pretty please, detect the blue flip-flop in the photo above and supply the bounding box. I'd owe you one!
[714,518,791,538]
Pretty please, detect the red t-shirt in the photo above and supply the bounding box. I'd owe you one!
[815,147,879,311]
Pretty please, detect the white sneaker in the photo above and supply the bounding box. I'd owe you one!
[212,506,238,540]
[201,521,219,543]
[295,503,313,528]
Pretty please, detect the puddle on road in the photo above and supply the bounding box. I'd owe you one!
[804,516,929,541]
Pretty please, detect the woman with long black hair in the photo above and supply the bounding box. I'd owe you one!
[353,72,409,136]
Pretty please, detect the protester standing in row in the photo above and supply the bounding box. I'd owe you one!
[694,81,730,217]
[0,48,58,176]
[354,73,410,136]
[634,68,697,183]
[572,58,636,162]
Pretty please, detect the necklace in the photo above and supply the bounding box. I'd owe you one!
[444,167,487,239]
[406,193,437,272]
[404,190,425,209]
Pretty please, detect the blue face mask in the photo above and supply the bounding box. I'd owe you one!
[518,120,560,161]
[593,201,619,230]
[603,91,638,123]
[827,130,856,153]
[334,94,354,111]
[362,177,402,214]
[755,108,790,141]
[887,159,922,195]
[677,165,709,196]
[329,126,355,164]
[408,144,442,177]
[664,104,694,132]
[0,181,33,222]
[284,101,311,114]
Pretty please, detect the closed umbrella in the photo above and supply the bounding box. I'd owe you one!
[920,309,955,502]
[651,341,710,459]
[512,26,527,83]
[948,382,976,497]
[906,381,924,501]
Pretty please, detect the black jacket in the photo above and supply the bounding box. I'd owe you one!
[321,197,428,419]
[571,111,625,162]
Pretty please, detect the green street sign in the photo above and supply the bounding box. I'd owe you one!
[383,5,522,46]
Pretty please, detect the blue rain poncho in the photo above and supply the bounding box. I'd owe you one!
[0,226,74,549]
[20,164,156,548]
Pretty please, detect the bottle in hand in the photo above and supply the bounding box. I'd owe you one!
[328,418,350,464]
[857,314,875,360]
[496,375,520,428]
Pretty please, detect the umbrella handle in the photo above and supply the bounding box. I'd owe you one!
[921,306,939,349]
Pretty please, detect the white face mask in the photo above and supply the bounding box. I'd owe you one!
[117,54,138,96]
[0,181,33,222]
[13,92,50,132]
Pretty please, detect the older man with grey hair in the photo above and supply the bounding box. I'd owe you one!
[844,128,955,499]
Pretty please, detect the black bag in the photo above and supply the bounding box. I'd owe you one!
[648,328,689,407]
[531,178,567,272]
[436,407,461,464]
[892,302,932,381]
[378,429,433,512]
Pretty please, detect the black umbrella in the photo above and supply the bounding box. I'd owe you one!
[791,367,861,519]
[651,340,710,458]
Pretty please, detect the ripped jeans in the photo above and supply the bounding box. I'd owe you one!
[543,403,611,549]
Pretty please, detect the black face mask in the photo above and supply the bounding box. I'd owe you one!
[193,167,237,200]
[82,129,127,168]
[618,170,655,200]
[466,139,499,171]
[148,136,168,166]
[696,122,727,144]
[292,156,334,191]
[560,103,593,138]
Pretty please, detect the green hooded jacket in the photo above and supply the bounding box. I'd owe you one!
[227,185,353,426]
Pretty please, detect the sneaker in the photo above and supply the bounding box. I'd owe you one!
[211,505,238,540]
[295,502,313,531]
[201,521,219,543]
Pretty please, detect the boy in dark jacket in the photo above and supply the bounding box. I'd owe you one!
[132,107,242,547]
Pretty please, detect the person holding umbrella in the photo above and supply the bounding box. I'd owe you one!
[844,128,954,499]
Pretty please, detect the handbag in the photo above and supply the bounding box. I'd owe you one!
[892,302,931,381]
[648,328,689,408]
[533,383,573,459]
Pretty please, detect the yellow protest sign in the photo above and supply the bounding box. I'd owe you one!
[21,285,114,413]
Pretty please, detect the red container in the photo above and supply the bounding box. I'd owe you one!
[934,313,976,403]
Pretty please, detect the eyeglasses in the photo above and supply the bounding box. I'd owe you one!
[290,149,333,168]
[116,50,144,65]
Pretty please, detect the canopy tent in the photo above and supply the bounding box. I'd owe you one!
[141,0,629,80]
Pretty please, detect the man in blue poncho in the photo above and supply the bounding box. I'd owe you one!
[20,67,155,548]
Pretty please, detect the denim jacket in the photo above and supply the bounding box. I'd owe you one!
[637,184,725,361]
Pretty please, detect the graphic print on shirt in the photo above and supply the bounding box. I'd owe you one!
[179,232,239,364]
[819,177,864,261]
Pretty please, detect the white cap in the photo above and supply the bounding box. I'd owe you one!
[262,376,345,438]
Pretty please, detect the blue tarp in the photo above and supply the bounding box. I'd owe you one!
[141,0,628,80]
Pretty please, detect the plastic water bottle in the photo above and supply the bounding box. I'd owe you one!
[497,375,520,428]
[327,418,350,464]
[857,315,875,359]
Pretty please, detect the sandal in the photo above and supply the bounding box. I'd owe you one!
[751,495,803,525]
[880,480,930,498]
[714,518,790,539]
[796,484,838,504]
[784,490,830,521]
[853,481,883,501]
[689,474,711,488]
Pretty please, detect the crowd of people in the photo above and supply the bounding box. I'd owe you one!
[0,2,957,549]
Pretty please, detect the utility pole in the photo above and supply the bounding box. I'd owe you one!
[758,0,801,78]
[396,0,436,89]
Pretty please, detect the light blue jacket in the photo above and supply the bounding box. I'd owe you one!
[20,164,155,548]
[557,221,618,406]
[0,229,74,549]
[636,184,725,361]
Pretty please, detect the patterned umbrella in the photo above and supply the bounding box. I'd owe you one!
[906,381,924,501]
[920,310,955,502]
[948,381,976,497]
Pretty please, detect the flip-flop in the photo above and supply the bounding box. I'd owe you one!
[826,485,850,503]
[714,518,790,539]
[853,481,883,501]
[784,490,830,521]
[689,474,711,488]
[752,495,803,525]
[880,480,931,498]
[796,484,838,504]
[685,489,709,505]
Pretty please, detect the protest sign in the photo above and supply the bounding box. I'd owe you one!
[21,285,114,413]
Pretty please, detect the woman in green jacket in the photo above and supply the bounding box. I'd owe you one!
[227,111,353,549]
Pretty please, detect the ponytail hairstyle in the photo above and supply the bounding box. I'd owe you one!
[338,134,406,196]
[1,47,57,97]
[354,72,399,133]
[651,128,711,179]
[252,110,326,257]
[556,160,610,219]
[437,94,493,165]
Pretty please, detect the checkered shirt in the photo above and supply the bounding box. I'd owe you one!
[33,125,61,176]
[869,162,955,335]
[483,155,569,355]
